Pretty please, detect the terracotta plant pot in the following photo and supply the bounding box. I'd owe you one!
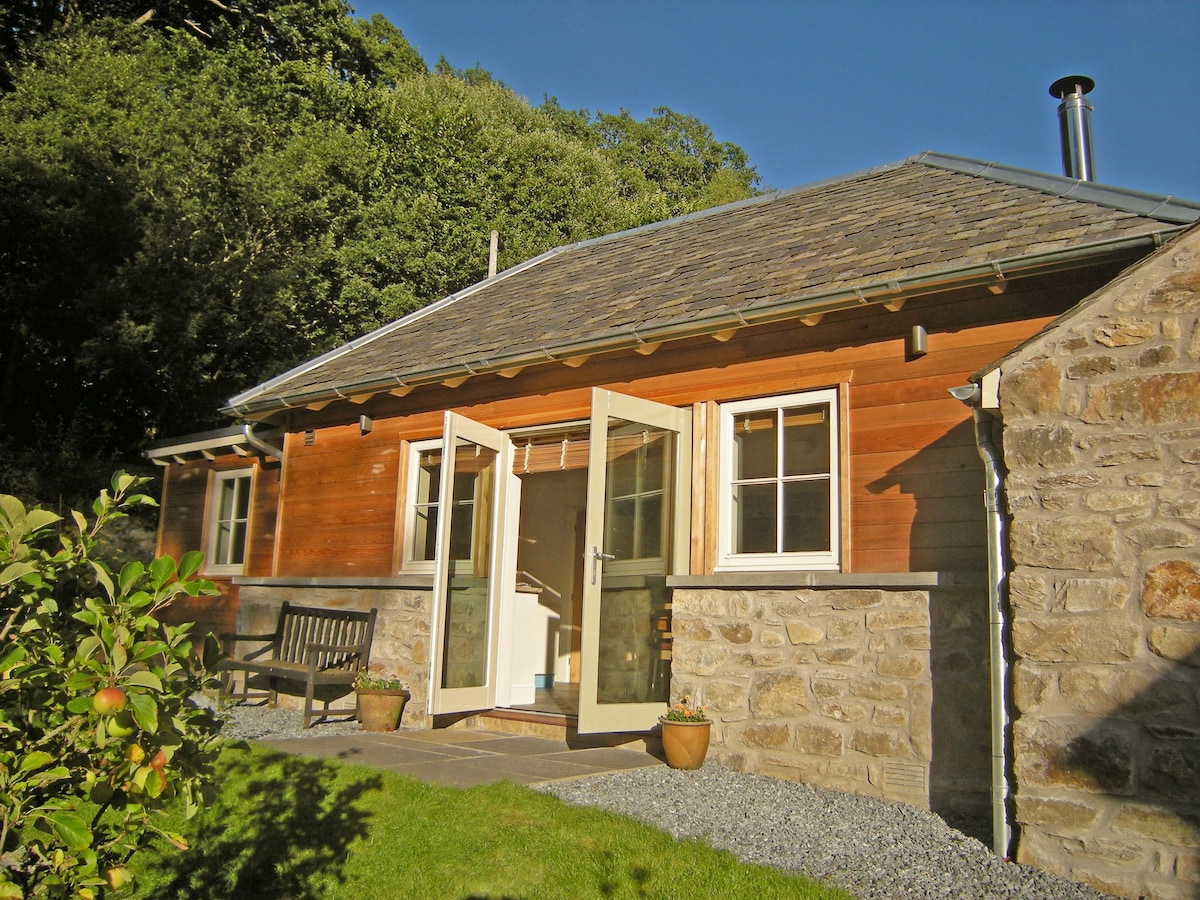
[659,716,712,769]
[356,688,410,732]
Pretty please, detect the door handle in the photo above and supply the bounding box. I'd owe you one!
[591,547,616,584]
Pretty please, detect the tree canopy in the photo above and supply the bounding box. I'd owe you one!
[0,6,758,504]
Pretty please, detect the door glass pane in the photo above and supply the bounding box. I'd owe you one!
[440,438,496,690]
[597,419,674,705]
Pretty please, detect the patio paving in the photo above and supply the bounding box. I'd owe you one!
[259,728,665,788]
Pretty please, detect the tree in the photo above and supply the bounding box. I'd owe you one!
[0,473,224,898]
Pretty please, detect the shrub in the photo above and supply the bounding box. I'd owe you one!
[0,473,224,898]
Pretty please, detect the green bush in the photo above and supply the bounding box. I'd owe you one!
[0,473,224,898]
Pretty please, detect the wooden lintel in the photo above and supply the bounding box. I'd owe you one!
[799,313,824,326]
[711,328,739,343]
[883,298,907,312]
[563,355,590,368]
[442,375,471,388]
[390,385,415,398]
[635,342,662,356]
[498,366,526,378]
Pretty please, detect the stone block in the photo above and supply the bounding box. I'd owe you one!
[873,705,908,728]
[1002,358,1062,418]
[703,678,750,711]
[796,723,845,757]
[1082,490,1152,514]
[718,622,754,644]
[1008,570,1049,610]
[760,629,784,648]
[1113,805,1200,847]
[1009,516,1116,571]
[866,608,930,631]
[1011,619,1140,663]
[1084,372,1200,427]
[910,683,932,761]
[1148,626,1200,664]
[786,621,824,644]
[741,722,790,749]
[877,655,923,679]
[1146,269,1200,312]
[1128,523,1196,551]
[1144,742,1200,800]
[826,616,863,641]
[749,670,809,717]
[734,648,785,668]
[849,728,910,758]
[1143,560,1200,620]
[829,590,885,610]
[773,595,816,618]
[849,676,907,701]
[900,632,931,651]
[673,616,715,641]
[1016,795,1100,829]
[1013,720,1134,794]
[728,591,757,618]
[1054,577,1127,613]
[820,701,867,722]
[1006,424,1078,467]
[1093,316,1155,347]
[670,641,729,676]
[815,646,858,665]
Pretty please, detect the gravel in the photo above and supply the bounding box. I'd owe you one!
[213,701,1115,899]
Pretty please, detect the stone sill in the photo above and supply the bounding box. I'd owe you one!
[667,571,985,590]
[234,575,435,590]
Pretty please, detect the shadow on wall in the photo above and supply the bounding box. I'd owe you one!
[1018,644,1200,899]
[866,419,993,840]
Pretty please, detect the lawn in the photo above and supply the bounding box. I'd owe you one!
[128,742,854,899]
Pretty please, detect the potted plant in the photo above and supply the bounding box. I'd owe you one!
[353,669,410,732]
[658,696,711,769]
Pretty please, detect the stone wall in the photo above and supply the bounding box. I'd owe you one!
[668,579,991,819]
[995,227,1200,899]
[235,583,433,729]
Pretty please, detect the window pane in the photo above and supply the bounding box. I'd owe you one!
[638,493,663,559]
[410,505,438,562]
[783,479,831,552]
[418,450,442,504]
[733,412,777,480]
[783,405,830,477]
[232,479,250,519]
[230,522,248,564]
[733,482,777,553]
[606,497,636,560]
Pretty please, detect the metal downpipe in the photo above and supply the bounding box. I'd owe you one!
[951,385,1012,859]
[242,423,283,460]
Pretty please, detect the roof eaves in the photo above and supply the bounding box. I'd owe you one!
[227,225,1184,418]
[914,151,1200,225]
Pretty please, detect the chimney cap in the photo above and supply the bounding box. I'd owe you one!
[1049,75,1095,99]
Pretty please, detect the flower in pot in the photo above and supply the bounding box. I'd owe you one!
[659,696,711,769]
[353,669,410,732]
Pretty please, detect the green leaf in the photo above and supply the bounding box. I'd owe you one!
[118,561,145,597]
[76,635,103,662]
[66,695,94,714]
[128,691,159,733]
[90,561,115,600]
[24,509,61,533]
[0,645,27,672]
[178,551,205,581]
[0,562,36,586]
[124,670,163,692]
[18,751,53,773]
[149,556,176,590]
[45,811,91,851]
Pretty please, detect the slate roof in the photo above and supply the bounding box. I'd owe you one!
[227,152,1200,417]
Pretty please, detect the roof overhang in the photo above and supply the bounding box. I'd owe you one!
[144,424,283,464]
[223,226,1186,419]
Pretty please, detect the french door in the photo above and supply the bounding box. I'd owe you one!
[577,389,691,733]
[428,412,514,715]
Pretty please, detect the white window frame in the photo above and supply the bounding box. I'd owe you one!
[403,438,443,573]
[204,468,254,576]
[716,388,841,572]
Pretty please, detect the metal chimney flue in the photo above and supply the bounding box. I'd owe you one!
[1050,75,1096,181]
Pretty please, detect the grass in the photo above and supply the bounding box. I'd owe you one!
[128,742,854,899]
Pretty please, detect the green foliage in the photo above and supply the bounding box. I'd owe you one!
[0,472,224,898]
[665,696,709,722]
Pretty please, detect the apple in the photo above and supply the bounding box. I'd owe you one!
[124,744,145,764]
[92,686,127,715]
[104,866,131,890]
[107,710,136,738]
[150,750,167,772]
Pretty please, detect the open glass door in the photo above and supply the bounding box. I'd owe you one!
[577,389,691,733]
[428,412,514,715]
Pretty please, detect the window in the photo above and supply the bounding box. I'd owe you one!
[206,469,253,574]
[717,389,840,571]
[403,439,442,571]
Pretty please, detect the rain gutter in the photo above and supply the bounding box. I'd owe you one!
[950,382,1012,859]
[225,227,1182,418]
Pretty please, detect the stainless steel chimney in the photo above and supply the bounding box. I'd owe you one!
[1050,75,1096,181]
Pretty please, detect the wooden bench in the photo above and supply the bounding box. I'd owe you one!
[220,602,378,727]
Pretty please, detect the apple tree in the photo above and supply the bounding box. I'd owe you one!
[0,473,224,897]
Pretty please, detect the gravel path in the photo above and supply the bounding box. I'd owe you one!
[216,701,1114,899]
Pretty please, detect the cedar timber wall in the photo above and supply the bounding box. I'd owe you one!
[995,228,1200,900]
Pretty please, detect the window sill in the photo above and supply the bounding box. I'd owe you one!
[667,571,985,590]
[234,575,435,589]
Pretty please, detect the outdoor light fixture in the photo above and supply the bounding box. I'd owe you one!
[910,325,929,357]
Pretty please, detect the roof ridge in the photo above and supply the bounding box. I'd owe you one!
[913,151,1200,224]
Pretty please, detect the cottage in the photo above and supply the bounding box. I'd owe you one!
[149,150,1199,896]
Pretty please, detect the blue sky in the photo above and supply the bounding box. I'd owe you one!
[357,1,1199,201]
